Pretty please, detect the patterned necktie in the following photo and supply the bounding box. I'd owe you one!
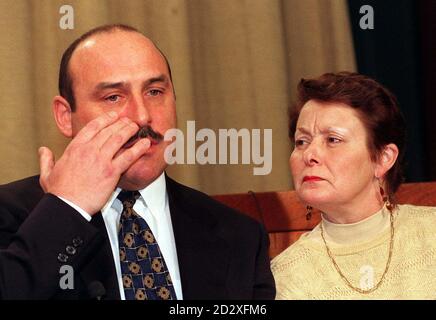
[117,190,177,300]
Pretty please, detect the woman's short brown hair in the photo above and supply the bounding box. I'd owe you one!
[289,71,406,200]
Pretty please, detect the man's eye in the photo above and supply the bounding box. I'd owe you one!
[105,95,121,102]
[148,89,162,96]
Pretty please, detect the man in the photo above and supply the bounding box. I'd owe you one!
[0,24,275,300]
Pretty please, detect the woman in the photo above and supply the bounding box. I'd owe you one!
[271,72,436,299]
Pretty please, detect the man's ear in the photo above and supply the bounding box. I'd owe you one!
[375,143,399,179]
[52,95,73,138]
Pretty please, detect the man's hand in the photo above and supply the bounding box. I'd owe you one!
[38,111,151,215]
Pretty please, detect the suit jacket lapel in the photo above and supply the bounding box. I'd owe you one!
[166,176,230,299]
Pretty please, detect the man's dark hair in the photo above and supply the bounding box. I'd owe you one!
[58,24,173,111]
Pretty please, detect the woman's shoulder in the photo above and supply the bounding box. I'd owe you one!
[396,204,436,238]
[271,228,328,299]
[397,203,436,221]
[271,228,321,275]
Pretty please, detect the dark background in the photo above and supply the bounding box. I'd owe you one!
[348,0,436,183]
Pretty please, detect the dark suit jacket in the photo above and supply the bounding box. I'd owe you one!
[0,175,275,300]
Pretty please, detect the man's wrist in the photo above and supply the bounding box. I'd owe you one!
[57,195,92,222]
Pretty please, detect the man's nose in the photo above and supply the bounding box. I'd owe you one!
[121,95,151,126]
[303,141,321,166]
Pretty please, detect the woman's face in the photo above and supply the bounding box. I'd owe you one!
[290,100,379,213]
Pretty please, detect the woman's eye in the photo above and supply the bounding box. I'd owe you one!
[295,139,308,147]
[328,137,341,144]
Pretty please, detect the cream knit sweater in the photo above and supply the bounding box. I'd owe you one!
[271,204,436,299]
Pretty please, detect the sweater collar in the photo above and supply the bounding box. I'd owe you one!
[320,205,391,245]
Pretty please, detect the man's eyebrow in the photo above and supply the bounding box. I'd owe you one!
[93,75,170,94]
[143,75,169,87]
[93,81,129,93]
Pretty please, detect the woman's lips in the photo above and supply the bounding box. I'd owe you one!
[303,176,323,182]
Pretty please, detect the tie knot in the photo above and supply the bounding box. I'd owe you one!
[117,190,141,208]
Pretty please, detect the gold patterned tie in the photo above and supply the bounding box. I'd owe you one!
[117,190,176,300]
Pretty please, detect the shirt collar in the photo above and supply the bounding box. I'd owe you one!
[137,172,167,219]
[101,172,167,219]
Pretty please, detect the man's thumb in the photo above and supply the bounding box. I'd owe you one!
[38,146,55,192]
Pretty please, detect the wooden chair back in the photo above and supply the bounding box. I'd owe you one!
[212,182,436,258]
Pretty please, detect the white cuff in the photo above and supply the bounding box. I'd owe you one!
[57,196,92,222]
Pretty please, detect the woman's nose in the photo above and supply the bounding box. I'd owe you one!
[303,142,321,166]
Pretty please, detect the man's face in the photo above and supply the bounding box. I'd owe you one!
[68,30,176,189]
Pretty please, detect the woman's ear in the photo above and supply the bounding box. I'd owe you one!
[52,95,73,138]
[375,143,399,179]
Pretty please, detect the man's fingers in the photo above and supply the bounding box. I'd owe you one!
[99,119,140,158]
[74,111,119,143]
[113,138,151,173]
[38,146,55,192]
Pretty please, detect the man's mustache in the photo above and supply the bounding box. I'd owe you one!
[123,126,164,148]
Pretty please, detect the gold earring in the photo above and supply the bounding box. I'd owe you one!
[379,181,393,212]
[306,205,312,220]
